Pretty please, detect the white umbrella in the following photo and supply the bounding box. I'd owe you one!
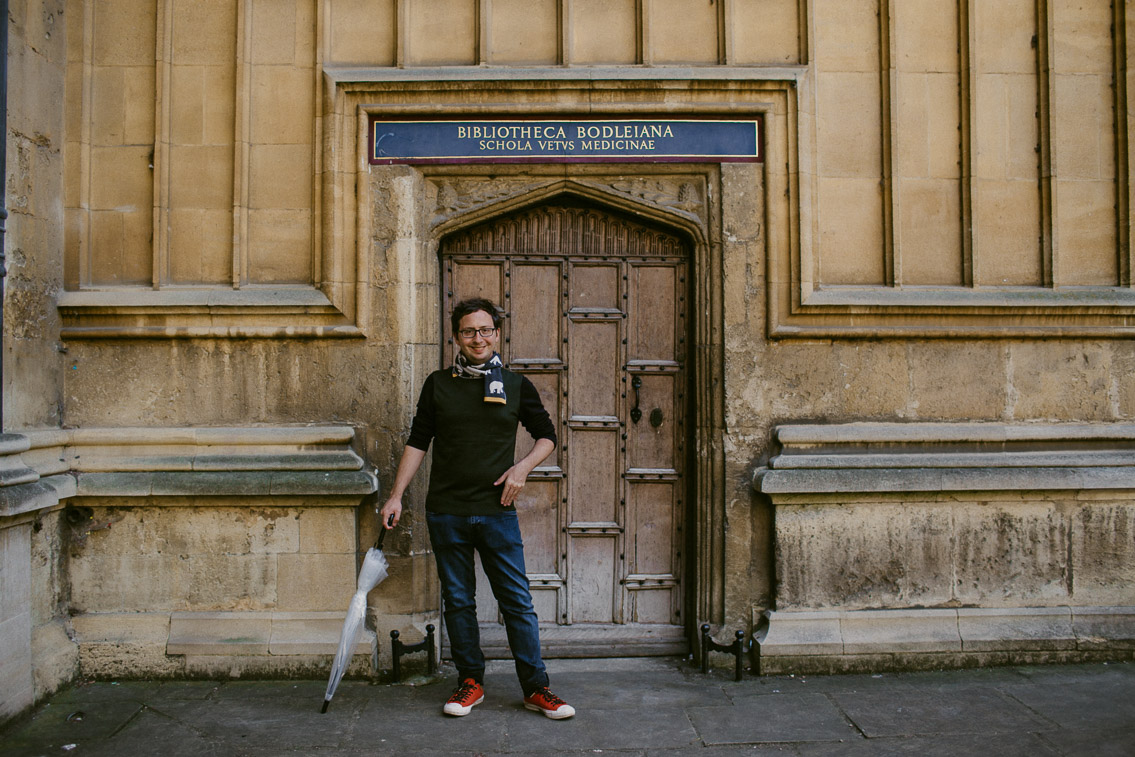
[320,516,392,713]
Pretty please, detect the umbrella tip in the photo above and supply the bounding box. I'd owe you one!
[320,699,330,714]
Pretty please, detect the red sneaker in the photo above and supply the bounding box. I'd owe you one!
[443,678,484,716]
[523,687,575,719]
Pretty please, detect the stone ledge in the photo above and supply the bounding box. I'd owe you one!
[759,466,1135,494]
[165,611,374,658]
[75,611,375,662]
[756,607,1135,661]
[75,470,376,497]
[57,288,364,340]
[2,426,378,504]
[755,422,1135,495]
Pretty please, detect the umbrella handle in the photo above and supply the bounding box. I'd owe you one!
[374,513,395,550]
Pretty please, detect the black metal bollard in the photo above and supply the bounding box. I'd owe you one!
[390,624,436,681]
[700,624,746,681]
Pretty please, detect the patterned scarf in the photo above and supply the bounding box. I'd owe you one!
[453,351,507,404]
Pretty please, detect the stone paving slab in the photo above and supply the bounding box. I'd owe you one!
[1037,727,1135,757]
[829,687,1052,738]
[1000,678,1135,730]
[688,693,856,745]
[2,660,1133,756]
[794,732,1061,757]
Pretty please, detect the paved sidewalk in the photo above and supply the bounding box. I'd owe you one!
[2,658,1133,756]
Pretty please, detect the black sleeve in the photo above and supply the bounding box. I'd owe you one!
[405,374,437,451]
[518,376,557,447]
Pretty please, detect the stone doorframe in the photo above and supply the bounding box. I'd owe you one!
[324,73,790,639]
[423,170,726,637]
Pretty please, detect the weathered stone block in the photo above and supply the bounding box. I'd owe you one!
[842,608,961,653]
[91,0,156,67]
[731,0,801,65]
[958,607,1075,651]
[299,507,355,554]
[247,208,313,283]
[90,66,126,145]
[88,146,152,211]
[895,0,958,73]
[327,0,396,66]
[1072,607,1135,649]
[1052,0,1113,74]
[168,611,270,655]
[649,0,718,64]
[0,618,33,723]
[249,65,313,143]
[170,145,233,209]
[1054,75,1112,181]
[269,611,372,656]
[1070,504,1135,606]
[975,0,1036,74]
[70,554,188,612]
[813,0,880,71]
[121,65,156,144]
[817,177,884,284]
[169,208,233,285]
[249,144,313,210]
[831,341,910,418]
[171,0,237,65]
[973,178,1042,285]
[406,0,476,65]
[816,73,882,177]
[907,341,1006,419]
[952,500,1071,606]
[488,0,558,65]
[755,610,843,657]
[185,553,277,610]
[277,553,356,612]
[0,524,32,622]
[774,502,954,610]
[974,74,1004,175]
[249,0,298,65]
[1007,341,1112,420]
[71,611,171,645]
[899,178,962,286]
[568,0,636,64]
[1056,179,1117,286]
[1117,345,1135,419]
[31,619,78,700]
[182,652,355,680]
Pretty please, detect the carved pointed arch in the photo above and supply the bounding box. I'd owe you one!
[431,180,708,250]
[443,199,689,259]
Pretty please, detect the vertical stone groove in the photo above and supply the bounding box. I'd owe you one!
[1035,0,1056,287]
[1114,0,1131,287]
[153,0,174,288]
[879,0,897,286]
[959,0,975,287]
[232,0,252,288]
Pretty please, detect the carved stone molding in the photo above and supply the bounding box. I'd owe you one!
[426,174,710,239]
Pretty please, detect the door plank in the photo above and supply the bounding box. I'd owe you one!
[569,536,617,623]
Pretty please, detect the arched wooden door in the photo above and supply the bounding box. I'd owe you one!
[440,200,689,656]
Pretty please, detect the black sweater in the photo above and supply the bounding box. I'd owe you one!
[407,367,557,515]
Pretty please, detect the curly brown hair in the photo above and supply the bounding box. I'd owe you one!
[450,297,502,334]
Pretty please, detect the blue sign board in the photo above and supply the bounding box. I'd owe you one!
[369,118,762,164]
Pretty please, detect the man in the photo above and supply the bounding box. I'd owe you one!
[380,298,575,720]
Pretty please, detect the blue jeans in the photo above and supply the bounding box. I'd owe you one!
[426,510,549,695]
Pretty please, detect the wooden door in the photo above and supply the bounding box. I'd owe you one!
[440,201,689,656]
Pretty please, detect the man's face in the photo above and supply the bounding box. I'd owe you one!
[456,309,499,364]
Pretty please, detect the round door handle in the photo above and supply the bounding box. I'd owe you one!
[650,408,664,428]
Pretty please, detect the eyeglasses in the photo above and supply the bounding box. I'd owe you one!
[457,326,498,339]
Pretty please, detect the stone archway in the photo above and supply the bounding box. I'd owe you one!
[431,183,720,656]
